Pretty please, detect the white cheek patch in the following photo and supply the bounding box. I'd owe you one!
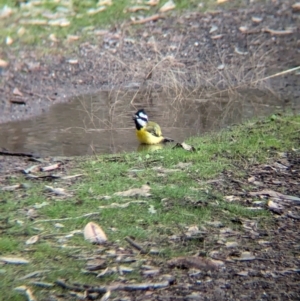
[139,112,148,120]
[137,118,147,127]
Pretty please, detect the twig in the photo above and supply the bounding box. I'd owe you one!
[32,212,100,224]
[263,28,294,35]
[55,279,170,293]
[130,14,162,25]
[55,279,106,293]
[251,66,300,84]
[125,236,147,254]
[209,66,300,97]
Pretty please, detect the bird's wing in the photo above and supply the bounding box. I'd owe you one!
[146,121,162,137]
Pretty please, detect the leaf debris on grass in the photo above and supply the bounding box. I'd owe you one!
[0,114,299,300]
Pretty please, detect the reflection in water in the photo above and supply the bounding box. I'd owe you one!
[0,88,292,157]
[137,144,165,152]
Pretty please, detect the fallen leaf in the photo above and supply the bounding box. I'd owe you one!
[13,88,23,96]
[0,257,30,264]
[186,225,200,237]
[20,19,48,25]
[48,34,57,43]
[26,235,39,245]
[67,35,80,42]
[252,16,263,23]
[225,241,238,248]
[268,200,284,214]
[27,208,39,219]
[68,59,78,64]
[125,6,150,13]
[209,25,218,33]
[206,221,223,228]
[174,162,192,169]
[173,142,196,152]
[14,286,36,301]
[84,222,107,244]
[100,291,111,301]
[159,0,175,12]
[18,270,50,280]
[41,163,61,172]
[17,27,26,36]
[97,0,112,5]
[0,5,13,19]
[33,201,49,209]
[152,166,180,173]
[234,46,248,55]
[250,189,300,203]
[248,176,256,183]
[217,0,228,3]
[22,165,40,174]
[145,0,160,5]
[87,7,106,15]
[225,195,240,202]
[168,256,224,270]
[148,205,157,214]
[239,26,248,33]
[114,184,151,197]
[1,184,21,191]
[232,251,255,261]
[211,34,223,39]
[48,18,70,27]
[236,270,249,276]
[142,269,160,276]
[292,3,300,11]
[287,211,300,220]
[0,59,9,67]
[44,185,70,196]
[86,259,107,271]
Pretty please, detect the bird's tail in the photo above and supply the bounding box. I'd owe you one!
[162,137,174,143]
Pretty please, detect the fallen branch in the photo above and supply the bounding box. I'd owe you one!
[32,212,101,224]
[125,237,147,254]
[0,150,36,158]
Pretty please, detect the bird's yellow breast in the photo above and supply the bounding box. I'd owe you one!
[136,128,165,144]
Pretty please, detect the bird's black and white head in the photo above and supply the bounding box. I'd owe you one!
[133,109,148,130]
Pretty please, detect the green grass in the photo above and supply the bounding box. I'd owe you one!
[0,113,299,300]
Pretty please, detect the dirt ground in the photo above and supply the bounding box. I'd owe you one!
[0,0,299,124]
[0,1,300,300]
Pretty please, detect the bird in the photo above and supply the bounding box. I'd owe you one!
[133,109,173,145]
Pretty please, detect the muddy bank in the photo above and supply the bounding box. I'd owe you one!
[0,0,299,124]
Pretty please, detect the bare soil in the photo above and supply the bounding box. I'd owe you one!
[0,0,299,124]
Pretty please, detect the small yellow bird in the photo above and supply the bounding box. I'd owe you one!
[133,109,173,145]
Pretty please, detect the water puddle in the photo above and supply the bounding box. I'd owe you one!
[0,88,293,156]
